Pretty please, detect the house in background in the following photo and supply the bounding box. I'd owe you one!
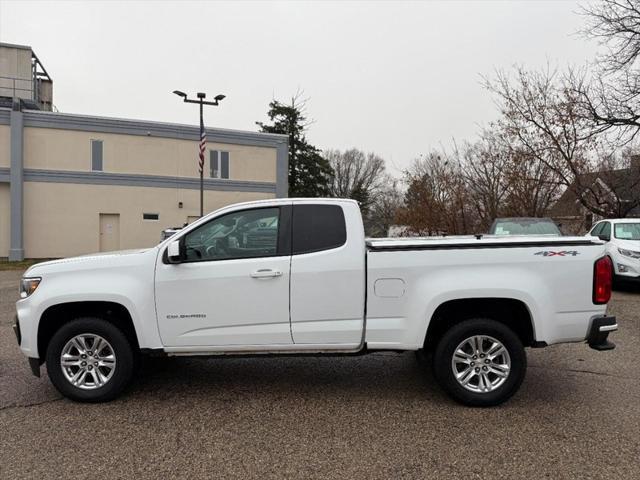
[550,156,640,234]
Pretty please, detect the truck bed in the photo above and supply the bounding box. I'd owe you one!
[366,235,599,250]
[364,234,607,351]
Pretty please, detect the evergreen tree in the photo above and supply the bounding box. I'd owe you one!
[257,95,333,197]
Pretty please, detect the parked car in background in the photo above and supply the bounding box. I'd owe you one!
[160,227,183,242]
[587,219,640,283]
[489,217,562,236]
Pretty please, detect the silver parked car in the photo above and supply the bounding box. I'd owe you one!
[489,217,563,236]
[160,227,183,242]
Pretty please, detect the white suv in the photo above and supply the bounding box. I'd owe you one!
[587,219,640,283]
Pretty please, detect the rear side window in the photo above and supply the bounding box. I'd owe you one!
[292,205,346,254]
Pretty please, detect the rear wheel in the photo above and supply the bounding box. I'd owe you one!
[46,317,135,402]
[433,318,526,407]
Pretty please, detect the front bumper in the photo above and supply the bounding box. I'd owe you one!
[587,316,617,351]
[613,255,640,279]
[13,315,40,377]
[614,272,640,283]
[12,315,21,345]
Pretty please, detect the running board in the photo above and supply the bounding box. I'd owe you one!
[165,345,369,358]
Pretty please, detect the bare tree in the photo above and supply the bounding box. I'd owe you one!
[484,66,625,217]
[366,178,404,237]
[502,147,562,217]
[460,132,511,229]
[325,148,388,214]
[574,1,640,137]
[581,0,640,72]
[460,129,562,229]
[325,148,402,236]
[395,129,566,236]
[397,153,472,236]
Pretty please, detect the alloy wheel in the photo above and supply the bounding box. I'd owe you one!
[451,335,511,393]
[60,334,116,390]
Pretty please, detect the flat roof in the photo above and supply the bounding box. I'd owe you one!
[0,42,32,51]
[0,106,288,147]
[23,108,288,141]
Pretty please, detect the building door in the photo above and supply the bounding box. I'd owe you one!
[99,214,120,252]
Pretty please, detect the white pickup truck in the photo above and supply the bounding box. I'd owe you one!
[14,199,618,406]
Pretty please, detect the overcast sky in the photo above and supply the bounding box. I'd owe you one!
[0,0,600,175]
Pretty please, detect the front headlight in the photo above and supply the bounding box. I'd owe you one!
[20,277,41,298]
[618,247,640,259]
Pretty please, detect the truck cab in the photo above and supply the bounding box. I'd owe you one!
[156,199,366,350]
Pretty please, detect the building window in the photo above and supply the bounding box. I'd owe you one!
[210,150,230,179]
[143,213,159,221]
[91,140,103,171]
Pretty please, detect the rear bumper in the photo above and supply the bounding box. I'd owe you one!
[587,316,617,351]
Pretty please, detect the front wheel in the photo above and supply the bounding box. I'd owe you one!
[46,317,135,402]
[433,318,526,407]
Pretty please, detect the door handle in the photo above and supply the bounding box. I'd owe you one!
[250,269,283,279]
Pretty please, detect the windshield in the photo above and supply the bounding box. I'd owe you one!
[492,219,561,236]
[614,223,640,240]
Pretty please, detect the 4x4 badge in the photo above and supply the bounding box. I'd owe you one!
[534,250,580,257]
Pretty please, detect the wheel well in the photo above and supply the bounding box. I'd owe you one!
[423,298,535,352]
[38,301,139,359]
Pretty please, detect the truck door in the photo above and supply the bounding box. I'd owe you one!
[289,202,366,346]
[155,205,293,347]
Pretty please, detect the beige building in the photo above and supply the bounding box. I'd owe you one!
[0,43,288,260]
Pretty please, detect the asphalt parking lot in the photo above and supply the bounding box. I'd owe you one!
[1,269,639,479]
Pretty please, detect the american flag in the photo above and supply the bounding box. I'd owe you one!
[198,121,206,173]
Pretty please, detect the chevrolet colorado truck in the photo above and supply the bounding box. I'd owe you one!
[14,198,618,406]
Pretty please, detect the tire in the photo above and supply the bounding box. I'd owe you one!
[610,257,621,290]
[45,317,135,402]
[612,274,621,290]
[612,273,627,290]
[433,318,526,407]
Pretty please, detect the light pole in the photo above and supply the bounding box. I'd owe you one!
[173,90,225,217]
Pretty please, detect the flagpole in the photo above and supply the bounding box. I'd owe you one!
[199,100,204,218]
[171,90,226,219]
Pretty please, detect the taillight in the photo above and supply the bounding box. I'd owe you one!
[593,256,613,304]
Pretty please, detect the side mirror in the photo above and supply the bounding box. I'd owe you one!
[598,234,610,242]
[167,239,182,263]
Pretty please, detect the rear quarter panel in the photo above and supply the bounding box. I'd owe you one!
[365,244,608,349]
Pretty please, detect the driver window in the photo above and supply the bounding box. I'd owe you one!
[184,207,280,262]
